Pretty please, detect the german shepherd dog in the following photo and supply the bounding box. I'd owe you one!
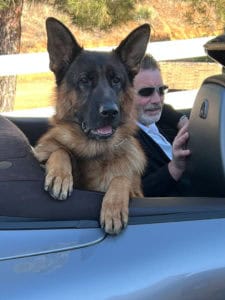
[34,18,150,234]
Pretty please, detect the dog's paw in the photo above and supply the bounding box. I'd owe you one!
[100,196,129,235]
[45,169,73,200]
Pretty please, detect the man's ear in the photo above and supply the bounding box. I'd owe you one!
[46,17,83,83]
[115,24,150,80]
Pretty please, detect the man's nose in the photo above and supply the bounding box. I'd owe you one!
[150,90,161,103]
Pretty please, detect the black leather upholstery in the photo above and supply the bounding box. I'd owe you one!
[0,115,103,220]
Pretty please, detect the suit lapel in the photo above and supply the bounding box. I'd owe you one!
[137,128,170,162]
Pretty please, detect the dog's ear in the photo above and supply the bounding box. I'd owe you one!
[115,24,150,80]
[46,17,82,83]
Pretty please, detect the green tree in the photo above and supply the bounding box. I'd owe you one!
[55,0,135,30]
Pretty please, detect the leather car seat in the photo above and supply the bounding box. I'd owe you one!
[187,74,225,196]
[0,115,103,220]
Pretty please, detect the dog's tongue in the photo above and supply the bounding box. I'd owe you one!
[96,126,113,135]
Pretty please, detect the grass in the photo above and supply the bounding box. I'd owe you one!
[15,73,54,110]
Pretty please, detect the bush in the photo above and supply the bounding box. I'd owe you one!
[56,0,135,30]
[106,0,135,26]
[0,0,14,10]
[135,6,153,21]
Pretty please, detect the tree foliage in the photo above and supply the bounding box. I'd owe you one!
[0,0,15,9]
[0,0,135,30]
[55,0,135,30]
[183,0,225,30]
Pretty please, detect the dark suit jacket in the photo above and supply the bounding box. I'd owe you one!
[136,105,190,197]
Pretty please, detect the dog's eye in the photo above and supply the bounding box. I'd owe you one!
[79,77,89,85]
[111,76,121,85]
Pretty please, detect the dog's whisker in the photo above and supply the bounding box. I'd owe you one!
[114,138,128,148]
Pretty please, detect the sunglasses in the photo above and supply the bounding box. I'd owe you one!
[138,85,169,97]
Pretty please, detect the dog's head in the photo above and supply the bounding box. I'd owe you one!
[46,18,150,140]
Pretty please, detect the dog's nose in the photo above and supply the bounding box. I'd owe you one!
[99,103,119,118]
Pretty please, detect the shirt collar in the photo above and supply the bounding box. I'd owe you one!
[137,122,159,134]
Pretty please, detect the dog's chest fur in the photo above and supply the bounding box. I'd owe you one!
[71,138,145,193]
[75,155,126,192]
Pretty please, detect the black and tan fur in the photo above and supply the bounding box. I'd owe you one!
[34,17,150,234]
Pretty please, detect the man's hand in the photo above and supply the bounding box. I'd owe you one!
[177,115,189,130]
[168,123,191,181]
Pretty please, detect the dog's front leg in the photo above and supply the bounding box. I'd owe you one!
[45,148,74,200]
[100,176,131,235]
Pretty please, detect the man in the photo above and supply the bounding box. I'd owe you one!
[134,54,191,196]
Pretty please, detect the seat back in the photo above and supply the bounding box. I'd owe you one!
[187,74,225,196]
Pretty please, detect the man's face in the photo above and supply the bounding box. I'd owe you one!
[134,69,165,126]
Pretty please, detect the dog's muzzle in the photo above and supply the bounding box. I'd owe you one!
[79,103,120,140]
[81,121,116,140]
[99,103,119,119]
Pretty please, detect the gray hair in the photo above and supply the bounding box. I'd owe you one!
[140,54,161,71]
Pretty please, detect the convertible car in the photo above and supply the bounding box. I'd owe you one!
[0,38,225,299]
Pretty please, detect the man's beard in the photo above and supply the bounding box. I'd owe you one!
[137,104,162,126]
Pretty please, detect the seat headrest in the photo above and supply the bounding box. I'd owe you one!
[187,74,225,196]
